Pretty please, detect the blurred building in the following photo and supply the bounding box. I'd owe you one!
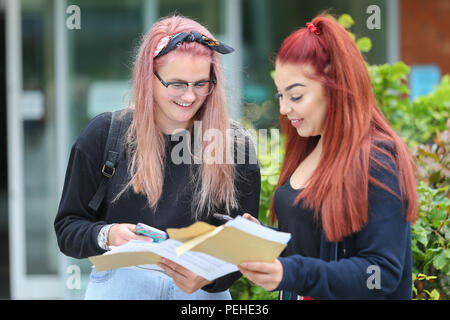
[0,0,448,299]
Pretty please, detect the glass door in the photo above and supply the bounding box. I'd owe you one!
[61,0,158,299]
[6,0,61,299]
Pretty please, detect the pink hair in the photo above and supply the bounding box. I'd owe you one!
[120,15,238,217]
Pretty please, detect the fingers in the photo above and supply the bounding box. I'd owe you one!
[132,234,154,242]
[158,259,191,293]
[126,224,153,242]
[127,232,153,243]
[158,258,189,278]
[238,262,273,283]
[242,213,261,225]
[158,258,190,280]
[158,258,212,294]
[238,268,275,291]
[109,223,153,246]
[238,260,283,292]
[124,224,137,232]
[240,261,275,273]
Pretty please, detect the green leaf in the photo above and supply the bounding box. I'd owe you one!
[413,228,429,247]
[429,289,440,300]
[430,207,447,228]
[445,249,450,259]
[412,247,426,261]
[417,147,441,162]
[432,250,447,270]
[338,14,355,29]
[356,37,372,53]
[423,288,440,300]
[268,175,278,186]
[347,31,356,41]
[391,62,410,80]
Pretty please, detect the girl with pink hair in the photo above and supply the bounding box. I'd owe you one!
[54,15,260,300]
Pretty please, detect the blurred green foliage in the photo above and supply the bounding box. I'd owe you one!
[368,63,450,147]
[411,123,450,300]
[338,13,373,52]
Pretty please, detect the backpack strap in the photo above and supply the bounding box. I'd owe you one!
[88,109,133,211]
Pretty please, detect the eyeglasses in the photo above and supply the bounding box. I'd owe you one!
[154,72,217,98]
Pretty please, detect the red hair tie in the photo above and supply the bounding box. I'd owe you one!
[306,22,321,35]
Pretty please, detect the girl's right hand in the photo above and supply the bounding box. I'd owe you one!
[108,223,153,247]
[242,213,261,225]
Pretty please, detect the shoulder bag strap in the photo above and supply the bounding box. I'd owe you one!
[88,109,132,211]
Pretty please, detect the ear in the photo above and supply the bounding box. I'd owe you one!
[323,64,331,74]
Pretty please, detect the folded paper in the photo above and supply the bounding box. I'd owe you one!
[88,216,291,281]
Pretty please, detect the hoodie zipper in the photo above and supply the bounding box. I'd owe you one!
[335,241,347,260]
[335,243,339,261]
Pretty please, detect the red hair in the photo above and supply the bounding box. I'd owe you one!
[271,13,418,242]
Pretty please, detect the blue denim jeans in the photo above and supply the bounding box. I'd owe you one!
[84,266,232,300]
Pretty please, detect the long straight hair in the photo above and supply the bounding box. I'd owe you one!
[271,13,418,242]
[120,15,238,218]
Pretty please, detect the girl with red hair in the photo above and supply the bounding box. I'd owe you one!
[239,13,418,299]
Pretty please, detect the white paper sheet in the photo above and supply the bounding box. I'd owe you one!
[107,239,238,281]
[225,215,291,244]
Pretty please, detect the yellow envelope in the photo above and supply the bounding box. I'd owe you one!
[166,221,216,242]
[167,223,288,266]
[88,251,161,271]
[89,218,289,272]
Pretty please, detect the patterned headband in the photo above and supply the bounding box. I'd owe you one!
[153,31,235,58]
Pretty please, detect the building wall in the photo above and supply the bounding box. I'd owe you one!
[401,0,450,75]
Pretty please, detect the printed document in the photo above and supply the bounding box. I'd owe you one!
[89,216,291,281]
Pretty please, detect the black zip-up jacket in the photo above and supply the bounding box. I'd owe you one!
[275,147,414,299]
[54,112,261,293]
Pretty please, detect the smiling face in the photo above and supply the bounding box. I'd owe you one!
[274,62,328,138]
[153,55,212,134]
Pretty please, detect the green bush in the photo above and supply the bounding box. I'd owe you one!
[368,63,450,147]
[369,56,449,300]
[411,122,450,299]
[230,125,282,300]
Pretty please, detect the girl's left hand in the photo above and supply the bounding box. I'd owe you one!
[238,259,283,291]
[158,258,213,294]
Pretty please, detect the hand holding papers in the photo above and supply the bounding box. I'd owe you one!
[88,216,291,281]
[172,216,291,265]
